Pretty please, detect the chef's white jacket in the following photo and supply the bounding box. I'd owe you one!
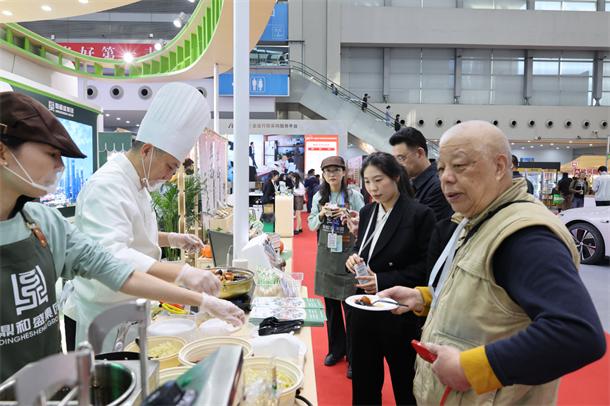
[63,153,161,346]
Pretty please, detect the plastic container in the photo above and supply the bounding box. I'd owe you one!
[243,357,304,406]
[158,366,191,386]
[148,318,198,341]
[178,336,253,367]
[198,318,240,337]
[124,336,186,370]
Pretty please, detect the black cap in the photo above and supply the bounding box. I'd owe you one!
[0,92,86,158]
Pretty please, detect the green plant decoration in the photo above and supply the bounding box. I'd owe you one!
[151,175,202,260]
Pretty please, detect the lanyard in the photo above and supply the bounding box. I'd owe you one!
[427,218,468,308]
[357,204,391,261]
[427,199,531,308]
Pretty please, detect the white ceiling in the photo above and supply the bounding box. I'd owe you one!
[0,0,141,23]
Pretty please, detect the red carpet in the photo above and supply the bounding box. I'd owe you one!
[292,213,609,405]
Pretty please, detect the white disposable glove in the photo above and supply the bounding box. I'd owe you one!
[175,264,221,296]
[167,232,204,252]
[200,294,246,327]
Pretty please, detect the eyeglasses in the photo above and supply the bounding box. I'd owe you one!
[323,167,343,175]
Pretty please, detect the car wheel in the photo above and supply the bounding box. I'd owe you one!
[568,222,605,265]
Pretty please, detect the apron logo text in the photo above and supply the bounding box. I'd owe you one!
[11,266,49,316]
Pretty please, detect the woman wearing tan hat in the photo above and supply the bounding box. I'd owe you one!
[308,155,365,378]
[0,91,244,381]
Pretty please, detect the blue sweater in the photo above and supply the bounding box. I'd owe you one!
[486,226,606,385]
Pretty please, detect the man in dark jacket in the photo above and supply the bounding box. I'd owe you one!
[304,169,320,212]
[390,127,453,221]
[511,155,534,195]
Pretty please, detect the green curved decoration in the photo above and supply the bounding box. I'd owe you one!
[0,0,222,80]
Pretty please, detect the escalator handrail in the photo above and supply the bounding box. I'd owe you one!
[288,59,392,126]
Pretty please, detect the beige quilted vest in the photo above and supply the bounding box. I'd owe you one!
[414,180,579,406]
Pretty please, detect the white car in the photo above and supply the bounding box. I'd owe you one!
[558,207,610,265]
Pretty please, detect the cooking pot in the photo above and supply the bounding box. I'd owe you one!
[211,267,255,299]
[0,362,135,406]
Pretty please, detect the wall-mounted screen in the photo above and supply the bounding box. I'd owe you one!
[39,118,94,209]
[2,79,100,217]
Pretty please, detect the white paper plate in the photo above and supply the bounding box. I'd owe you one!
[345,294,398,311]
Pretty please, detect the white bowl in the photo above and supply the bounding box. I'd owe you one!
[178,336,253,367]
[243,357,304,406]
[148,318,197,341]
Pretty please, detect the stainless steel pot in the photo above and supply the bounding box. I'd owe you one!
[0,362,135,406]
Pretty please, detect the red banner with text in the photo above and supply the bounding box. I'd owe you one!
[58,42,154,59]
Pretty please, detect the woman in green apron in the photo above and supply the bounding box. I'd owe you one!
[308,156,365,378]
[0,92,244,382]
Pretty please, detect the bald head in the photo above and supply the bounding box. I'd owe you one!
[437,120,515,218]
[441,121,511,167]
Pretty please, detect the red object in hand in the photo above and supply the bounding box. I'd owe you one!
[411,340,438,363]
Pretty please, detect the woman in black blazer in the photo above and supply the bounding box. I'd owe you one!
[346,152,435,405]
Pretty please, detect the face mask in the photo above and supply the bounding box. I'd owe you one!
[141,149,164,193]
[4,150,64,196]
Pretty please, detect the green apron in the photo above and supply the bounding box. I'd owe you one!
[314,196,357,301]
[0,210,60,382]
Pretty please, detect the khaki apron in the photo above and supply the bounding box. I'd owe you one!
[314,197,357,301]
[0,210,60,382]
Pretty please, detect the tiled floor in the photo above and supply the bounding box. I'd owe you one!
[580,260,610,331]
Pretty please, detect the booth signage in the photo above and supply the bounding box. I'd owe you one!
[58,42,154,59]
[219,73,289,97]
[260,2,288,42]
[305,135,339,174]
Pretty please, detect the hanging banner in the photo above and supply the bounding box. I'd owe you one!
[198,129,228,214]
[58,42,155,59]
[304,135,338,175]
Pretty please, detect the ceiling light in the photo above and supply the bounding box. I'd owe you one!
[2,10,13,16]
[41,5,52,12]
[550,143,554,146]
[539,144,543,147]
[105,113,110,117]
[78,0,89,3]
[154,42,162,51]
[521,147,525,150]
[569,140,573,143]
[556,147,560,150]
[136,124,140,127]
[126,121,131,124]
[527,140,531,143]
[116,117,121,121]
[123,52,134,63]
[173,12,186,28]
[566,146,570,149]
[511,142,515,145]
[188,0,196,3]
[148,33,154,38]
[589,143,593,147]
[530,145,534,148]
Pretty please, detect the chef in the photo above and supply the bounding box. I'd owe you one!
[64,83,243,348]
[0,90,241,382]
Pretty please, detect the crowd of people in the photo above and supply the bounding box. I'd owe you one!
[304,121,606,405]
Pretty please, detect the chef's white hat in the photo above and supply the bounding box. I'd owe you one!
[136,82,210,160]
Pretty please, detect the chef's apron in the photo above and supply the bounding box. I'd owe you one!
[0,210,60,382]
[314,195,357,301]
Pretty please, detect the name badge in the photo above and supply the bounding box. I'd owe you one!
[327,232,338,250]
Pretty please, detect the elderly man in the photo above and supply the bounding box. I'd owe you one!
[380,121,605,405]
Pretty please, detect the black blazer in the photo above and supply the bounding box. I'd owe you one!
[261,180,276,204]
[353,195,436,291]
